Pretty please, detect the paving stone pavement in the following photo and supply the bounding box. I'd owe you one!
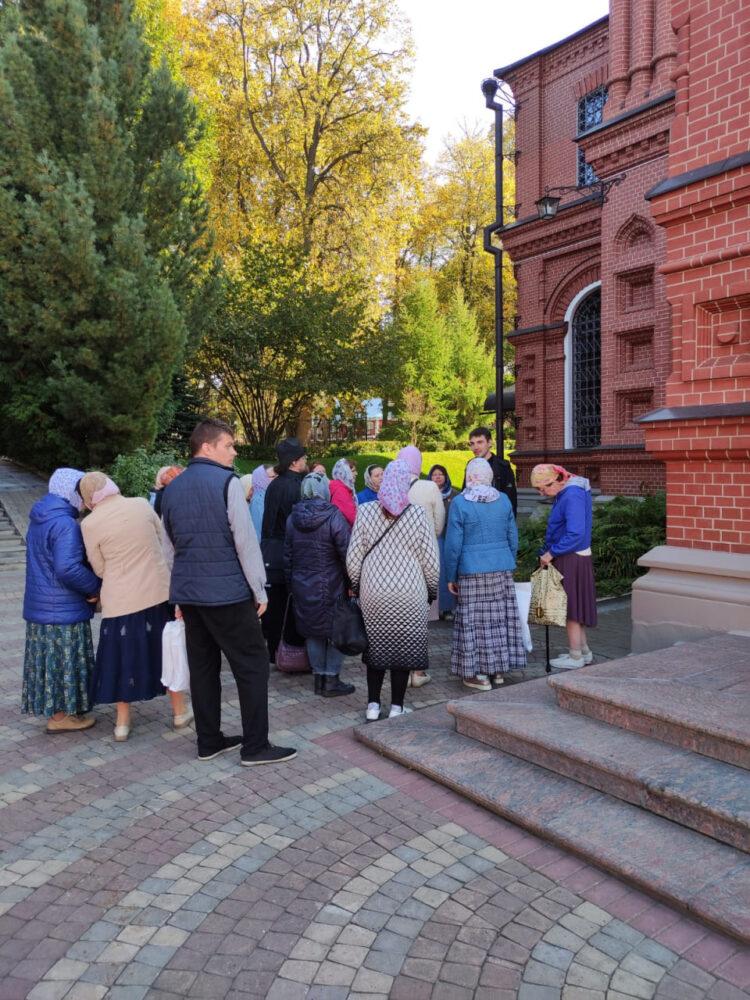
[0,457,748,1000]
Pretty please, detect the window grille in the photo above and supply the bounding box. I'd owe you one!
[577,86,607,187]
[572,289,601,448]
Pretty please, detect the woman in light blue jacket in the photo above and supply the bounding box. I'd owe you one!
[444,458,526,690]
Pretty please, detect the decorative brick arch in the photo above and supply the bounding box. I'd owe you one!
[573,66,609,100]
[615,214,654,253]
[546,260,601,323]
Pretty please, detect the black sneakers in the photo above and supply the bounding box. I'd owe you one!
[240,744,298,767]
[197,735,242,761]
[322,677,355,698]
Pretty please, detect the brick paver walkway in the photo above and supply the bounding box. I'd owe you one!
[0,458,747,1000]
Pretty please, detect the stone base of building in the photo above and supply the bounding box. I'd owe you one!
[513,446,665,496]
[631,545,750,653]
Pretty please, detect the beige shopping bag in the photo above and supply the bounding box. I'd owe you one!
[528,564,568,628]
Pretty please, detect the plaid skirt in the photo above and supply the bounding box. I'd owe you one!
[451,571,527,678]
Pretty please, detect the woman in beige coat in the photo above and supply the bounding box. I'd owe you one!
[79,472,190,741]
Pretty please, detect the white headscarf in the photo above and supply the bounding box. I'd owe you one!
[463,458,500,504]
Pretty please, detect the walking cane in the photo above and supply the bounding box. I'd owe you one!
[545,625,551,673]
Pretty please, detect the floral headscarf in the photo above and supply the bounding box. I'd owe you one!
[378,459,413,517]
[427,464,453,499]
[332,458,356,494]
[78,472,121,509]
[154,466,171,490]
[251,464,272,494]
[160,466,184,487]
[301,472,331,502]
[397,445,422,477]
[48,468,85,512]
[364,464,383,492]
[463,458,500,504]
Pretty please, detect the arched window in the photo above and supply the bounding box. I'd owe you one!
[572,288,601,448]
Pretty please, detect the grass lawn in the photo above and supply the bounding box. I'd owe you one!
[236,450,476,490]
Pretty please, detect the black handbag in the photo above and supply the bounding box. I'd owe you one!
[331,597,368,655]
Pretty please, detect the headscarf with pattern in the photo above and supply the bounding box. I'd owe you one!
[378,459,413,517]
[331,458,356,494]
[530,463,571,488]
[427,464,453,499]
[301,472,331,502]
[463,458,500,504]
[48,468,85,512]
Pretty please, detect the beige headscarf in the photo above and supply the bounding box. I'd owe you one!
[79,471,121,509]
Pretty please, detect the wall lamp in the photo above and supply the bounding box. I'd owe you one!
[535,174,625,220]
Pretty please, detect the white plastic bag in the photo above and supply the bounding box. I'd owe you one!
[161,619,190,692]
[514,582,534,652]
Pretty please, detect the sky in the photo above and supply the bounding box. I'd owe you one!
[395,0,609,162]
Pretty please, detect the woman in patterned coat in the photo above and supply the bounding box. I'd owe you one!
[347,460,439,722]
[444,458,526,690]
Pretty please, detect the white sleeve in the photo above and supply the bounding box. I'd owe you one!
[226,477,268,604]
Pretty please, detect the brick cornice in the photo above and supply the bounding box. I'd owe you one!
[501,206,601,262]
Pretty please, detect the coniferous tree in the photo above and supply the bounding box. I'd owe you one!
[0,0,211,468]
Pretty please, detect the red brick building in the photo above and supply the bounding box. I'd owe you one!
[496,10,675,495]
[491,0,750,648]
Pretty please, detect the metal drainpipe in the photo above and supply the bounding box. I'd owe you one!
[482,78,505,453]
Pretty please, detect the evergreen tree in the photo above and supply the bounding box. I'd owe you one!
[0,0,211,468]
[443,287,494,437]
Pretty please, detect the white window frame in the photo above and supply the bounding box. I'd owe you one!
[563,280,602,450]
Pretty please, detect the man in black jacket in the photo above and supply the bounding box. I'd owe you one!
[463,426,517,516]
[260,437,308,662]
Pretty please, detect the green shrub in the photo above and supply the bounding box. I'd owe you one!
[107,447,182,499]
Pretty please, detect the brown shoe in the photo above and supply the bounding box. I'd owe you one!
[46,714,96,733]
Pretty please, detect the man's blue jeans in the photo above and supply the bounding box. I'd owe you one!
[305,638,343,677]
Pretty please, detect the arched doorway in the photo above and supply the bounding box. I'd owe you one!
[570,287,601,448]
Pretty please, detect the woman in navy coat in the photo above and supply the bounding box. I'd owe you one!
[284,472,355,698]
[22,468,100,732]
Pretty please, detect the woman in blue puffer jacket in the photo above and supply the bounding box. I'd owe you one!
[22,468,101,733]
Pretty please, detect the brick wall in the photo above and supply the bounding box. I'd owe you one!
[644,0,750,552]
[498,5,673,495]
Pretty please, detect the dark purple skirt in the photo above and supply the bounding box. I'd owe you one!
[552,553,598,627]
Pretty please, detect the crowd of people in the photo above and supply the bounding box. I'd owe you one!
[21,419,597,763]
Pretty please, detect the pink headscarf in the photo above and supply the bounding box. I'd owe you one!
[396,445,422,477]
[251,464,271,493]
[378,460,413,517]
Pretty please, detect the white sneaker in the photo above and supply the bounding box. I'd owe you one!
[581,650,594,664]
[173,709,194,730]
[410,672,431,688]
[463,676,492,691]
[388,705,413,718]
[550,652,586,670]
[114,724,130,742]
[366,702,381,722]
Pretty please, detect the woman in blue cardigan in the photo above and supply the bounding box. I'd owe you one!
[444,458,526,690]
[531,463,597,669]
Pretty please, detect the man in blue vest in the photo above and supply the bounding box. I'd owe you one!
[161,419,297,766]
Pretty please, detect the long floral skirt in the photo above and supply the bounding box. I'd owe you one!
[22,621,95,717]
[89,603,169,705]
[451,571,527,678]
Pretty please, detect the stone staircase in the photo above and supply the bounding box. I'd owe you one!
[0,500,26,572]
[355,634,750,942]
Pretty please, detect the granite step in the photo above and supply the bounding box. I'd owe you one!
[448,681,750,852]
[549,635,750,769]
[355,706,750,942]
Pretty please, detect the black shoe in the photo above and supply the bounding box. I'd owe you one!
[240,744,298,766]
[322,677,356,698]
[314,675,325,695]
[197,735,242,761]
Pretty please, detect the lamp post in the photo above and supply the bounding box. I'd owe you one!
[481,77,505,452]
[534,175,625,220]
